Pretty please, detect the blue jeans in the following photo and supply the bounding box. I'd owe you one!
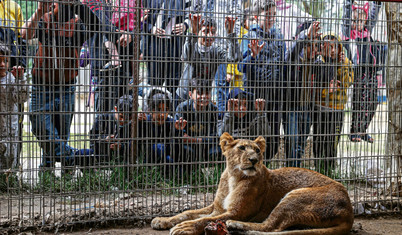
[215,64,229,118]
[283,107,312,167]
[143,143,173,163]
[30,85,76,167]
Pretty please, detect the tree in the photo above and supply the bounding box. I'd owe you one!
[385,2,402,196]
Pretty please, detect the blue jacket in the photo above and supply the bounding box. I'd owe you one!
[238,24,286,109]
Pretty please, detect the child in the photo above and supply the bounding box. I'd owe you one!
[89,95,134,163]
[312,33,354,175]
[238,0,286,159]
[217,88,270,143]
[342,0,382,143]
[138,87,178,164]
[175,14,239,104]
[283,21,321,167]
[0,42,28,169]
[175,79,220,165]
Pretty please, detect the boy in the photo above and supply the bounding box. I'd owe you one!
[138,87,178,164]
[175,14,239,104]
[238,0,286,159]
[0,42,28,169]
[312,33,354,174]
[89,95,134,163]
[217,88,270,142]
[175,79,220,165]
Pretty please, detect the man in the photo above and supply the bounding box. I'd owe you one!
[21,0,111,168]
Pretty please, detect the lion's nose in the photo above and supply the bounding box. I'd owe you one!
[248,157,258,165]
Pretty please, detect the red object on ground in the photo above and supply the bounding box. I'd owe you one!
[205,220,229,235]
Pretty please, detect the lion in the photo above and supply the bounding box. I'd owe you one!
[151,133,354,235]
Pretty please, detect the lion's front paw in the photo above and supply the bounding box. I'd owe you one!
[170,221,202,235]
[226,220,246,230]
[151,217,174,230]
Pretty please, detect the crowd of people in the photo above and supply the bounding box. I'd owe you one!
[0,0,388,177]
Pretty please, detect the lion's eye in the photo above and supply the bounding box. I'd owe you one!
[255,148,260,154]
[238,146,246,151]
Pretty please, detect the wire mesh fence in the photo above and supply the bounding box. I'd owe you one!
[0,0,401,232]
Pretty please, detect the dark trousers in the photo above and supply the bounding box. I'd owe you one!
[350,73,378,134]
[312,106,344,174]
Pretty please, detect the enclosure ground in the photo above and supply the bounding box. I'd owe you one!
[31,214,402,235]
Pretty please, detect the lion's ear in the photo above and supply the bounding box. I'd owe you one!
[254,136,266,154]
[220,132,234,153]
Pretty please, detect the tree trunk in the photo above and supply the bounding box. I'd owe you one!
[385,3,402,187]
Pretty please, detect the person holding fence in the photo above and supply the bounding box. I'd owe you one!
[21,0,115,169]
[238,0,286,159]
[217,88,270,142]
[88,95,134,165]
[175,78,220,179]
[175,14,239,107]
[342,0,382,143]
[0,42,28,170]
[311,33,354,175]
[138,87,179,165]
[142,0,187,94]
[283,21,322,168]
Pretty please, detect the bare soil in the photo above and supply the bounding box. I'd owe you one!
[32,214,402,235]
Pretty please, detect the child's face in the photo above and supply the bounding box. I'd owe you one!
[197,26,216,47]
[321,39,340,60]
[257,6,276,31]
[190,89,211,110]
[233,99,248,119]
[352,10,367,31]
[0,54,8,77]
[151,103,169,126]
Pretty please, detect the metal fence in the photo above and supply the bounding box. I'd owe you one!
[1,0,401,232]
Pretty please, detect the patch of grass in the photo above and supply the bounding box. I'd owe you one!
[0,172,30,194]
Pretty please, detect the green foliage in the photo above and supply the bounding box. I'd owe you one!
[17,0,37,20]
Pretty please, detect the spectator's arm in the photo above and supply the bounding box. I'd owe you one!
[16,5,26,68]
[238,35,256,87]
[20,4,46,40]
[16,77,29,104]
[181,32,197,61]
[286,30,309,62]
[216,32,241,62]
[16,37,27,68]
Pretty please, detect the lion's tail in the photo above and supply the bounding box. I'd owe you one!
[233,222,352,235]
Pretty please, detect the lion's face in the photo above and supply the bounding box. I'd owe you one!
[220,133,266,176]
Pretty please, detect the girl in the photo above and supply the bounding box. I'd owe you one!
[342,0,382,143]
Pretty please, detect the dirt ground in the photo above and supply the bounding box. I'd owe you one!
[34,214,402,235]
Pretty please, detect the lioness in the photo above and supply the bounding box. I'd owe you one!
[151,133,354,235]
